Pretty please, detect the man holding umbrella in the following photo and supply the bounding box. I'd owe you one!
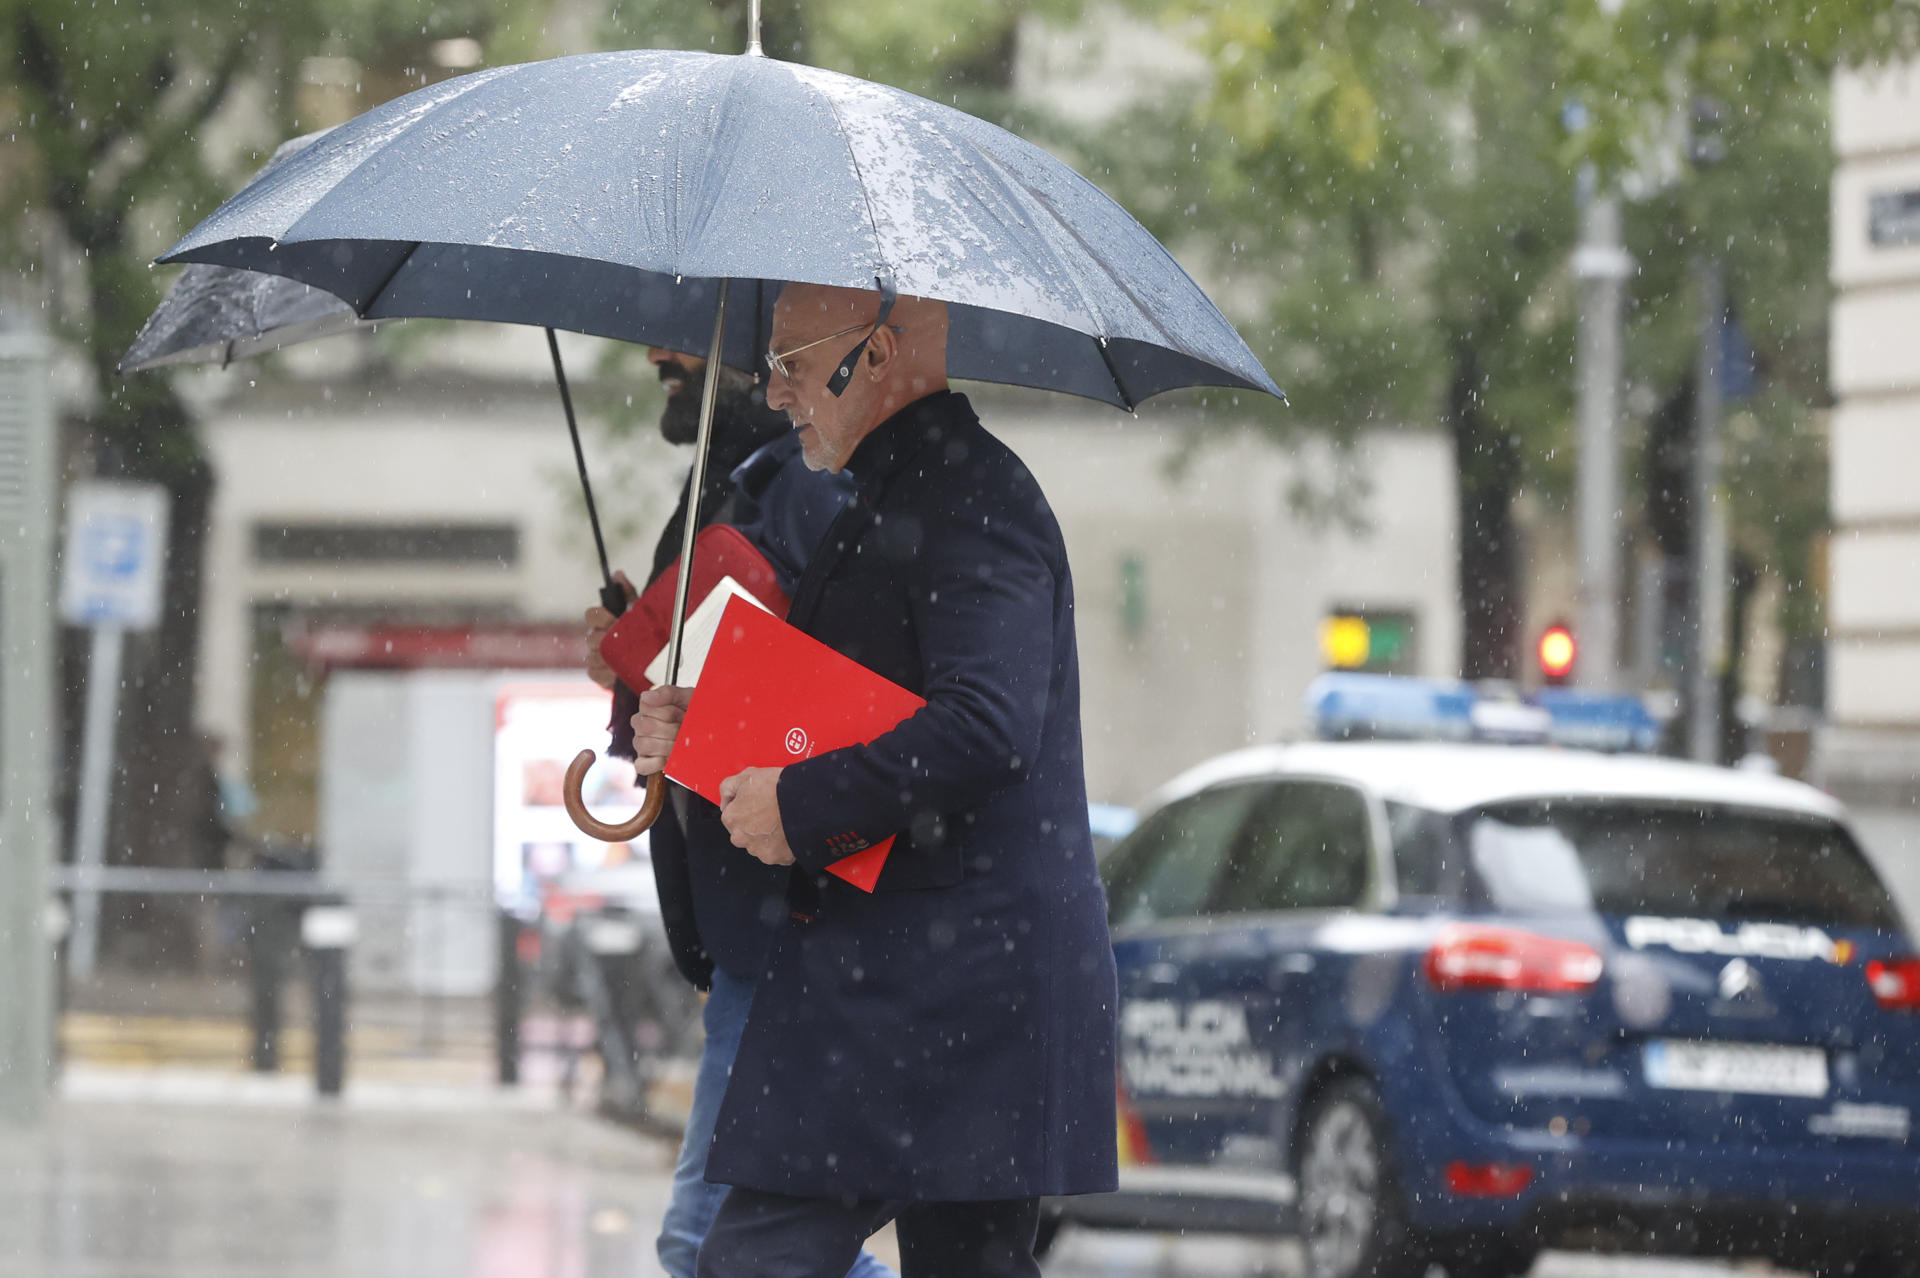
[583,348,890,1278]
[632,283,1120,1277]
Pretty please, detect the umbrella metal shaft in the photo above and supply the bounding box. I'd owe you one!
[546,328,618,602]
[665,279,732,685]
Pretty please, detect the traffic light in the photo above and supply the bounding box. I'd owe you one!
[1320,611,1416,674]
[1537,623,1577,685]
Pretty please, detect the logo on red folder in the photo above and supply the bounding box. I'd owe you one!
[665,597,925,892]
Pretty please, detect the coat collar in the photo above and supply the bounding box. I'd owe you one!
[841,389,975,497]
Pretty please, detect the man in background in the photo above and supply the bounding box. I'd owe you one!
[582,345,886,1278]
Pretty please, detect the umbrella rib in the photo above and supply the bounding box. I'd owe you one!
[966,126,1274,393]
[358,240,423,317]
[275,69,512,250]
[1095,338,1137,412]
[672,55,755,276]
[960,136,1114,336]
[810,86,893,286]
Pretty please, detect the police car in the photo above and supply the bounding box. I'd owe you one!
[1049,676,1920,1278]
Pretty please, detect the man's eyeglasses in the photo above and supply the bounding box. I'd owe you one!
[763,323,873,383]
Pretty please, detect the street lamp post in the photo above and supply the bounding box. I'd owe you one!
[1574,175,1633,693]
[1686,102,1730,765]
[1689,252,1728,763]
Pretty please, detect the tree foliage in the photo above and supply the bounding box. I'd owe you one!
[1110,0,1918,678]
[0,0,544,947]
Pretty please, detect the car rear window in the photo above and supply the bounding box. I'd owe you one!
[1461,801,1905,932]
[1102,782,1269,928]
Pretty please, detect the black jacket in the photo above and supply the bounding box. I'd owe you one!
[708,390,1119,1201]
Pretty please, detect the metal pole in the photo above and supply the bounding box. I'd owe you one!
[302,905,355,1098]
[0,329,60,1123]
[746,0,764,56]
[67,624,125,981]
[1689,254,1727,763]
[495,910,523,1087]
[1573,183,1630,692]
[664,278,732,685]
[247,898,285,1072]
[310,944,347,1097]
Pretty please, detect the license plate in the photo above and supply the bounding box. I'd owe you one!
[1643,1040,1828,1098]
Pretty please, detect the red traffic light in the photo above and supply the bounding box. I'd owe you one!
[1537,624,1576,683]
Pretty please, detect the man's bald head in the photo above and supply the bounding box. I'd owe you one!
[766,283,951,472]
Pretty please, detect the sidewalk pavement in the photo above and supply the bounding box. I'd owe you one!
[1,1067,679,1278]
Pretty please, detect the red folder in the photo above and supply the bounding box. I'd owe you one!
[599,524,791,692]
[665,596,925,891]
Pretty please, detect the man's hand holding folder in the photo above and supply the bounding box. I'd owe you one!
[715,768,795,866]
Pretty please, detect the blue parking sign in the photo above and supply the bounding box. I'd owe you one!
[59,482,171,630]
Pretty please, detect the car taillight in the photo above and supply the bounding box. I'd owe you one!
[1116,1075,1153,1166]
[1444,1161,1535,1197]
[1424,924,1604,993]
[1866,957,1920,1010]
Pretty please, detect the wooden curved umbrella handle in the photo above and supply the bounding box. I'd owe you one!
[562,752,667,842]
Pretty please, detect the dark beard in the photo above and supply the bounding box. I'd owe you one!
[658,361,763,445]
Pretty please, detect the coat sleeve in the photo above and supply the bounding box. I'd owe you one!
[775,498,1057,872]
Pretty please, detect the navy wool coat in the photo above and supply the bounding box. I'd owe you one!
[705,390,1120,1203]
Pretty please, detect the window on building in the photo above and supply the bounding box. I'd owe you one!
[252,522,519,566]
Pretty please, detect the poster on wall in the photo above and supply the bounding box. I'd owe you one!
[492,681,654,916]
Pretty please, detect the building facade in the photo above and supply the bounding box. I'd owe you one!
[1824,63,1920,921]
[190,325,1461,827]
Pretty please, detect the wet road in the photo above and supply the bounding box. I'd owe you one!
[0,1075,1804,1278]
[1045,1233,1798,1278]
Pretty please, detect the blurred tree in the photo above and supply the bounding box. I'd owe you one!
[1109,0,1918,681]
[0,0,545,964]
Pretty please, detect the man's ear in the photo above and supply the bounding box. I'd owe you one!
[863,323,898,377]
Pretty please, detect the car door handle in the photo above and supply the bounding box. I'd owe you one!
[1272,953,1316,978]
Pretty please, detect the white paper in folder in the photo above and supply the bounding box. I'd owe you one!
[644,576,774,687]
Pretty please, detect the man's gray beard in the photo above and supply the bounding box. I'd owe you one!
[659,365,761,445]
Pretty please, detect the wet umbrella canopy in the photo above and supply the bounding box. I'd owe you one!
[151,40,1283,839]
[118,263,360,373]
[156,48,1281,409]
[121,132,362,373]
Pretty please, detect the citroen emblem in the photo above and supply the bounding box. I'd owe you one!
[1718,958,1761,1001]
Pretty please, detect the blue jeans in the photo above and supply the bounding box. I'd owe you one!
[657,967,899,1278]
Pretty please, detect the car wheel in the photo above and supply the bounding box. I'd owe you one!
[1296,1077,1426,1278]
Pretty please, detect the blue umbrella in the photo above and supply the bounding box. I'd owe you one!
[154,36,1284,838]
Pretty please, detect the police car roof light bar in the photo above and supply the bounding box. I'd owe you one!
[1307,673,1662,754]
